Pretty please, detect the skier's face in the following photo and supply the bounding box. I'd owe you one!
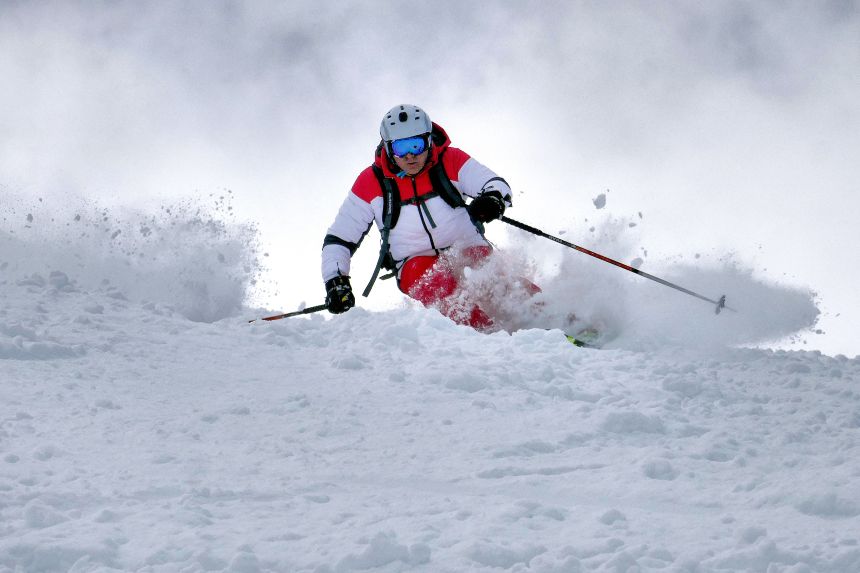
[393,149,429,176]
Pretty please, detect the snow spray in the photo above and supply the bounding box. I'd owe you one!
[0,192,265,322]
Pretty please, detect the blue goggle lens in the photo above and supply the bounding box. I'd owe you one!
[390,135,428,158]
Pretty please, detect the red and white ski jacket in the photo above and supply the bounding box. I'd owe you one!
[321,123,512,283]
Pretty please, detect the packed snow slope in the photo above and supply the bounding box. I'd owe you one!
[2,200,859,573]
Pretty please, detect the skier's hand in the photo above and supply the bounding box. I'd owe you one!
[467,191,506,223]
[325,276,355,314]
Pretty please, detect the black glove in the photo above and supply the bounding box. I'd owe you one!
[325,275,355,314]
[467,191,506,223]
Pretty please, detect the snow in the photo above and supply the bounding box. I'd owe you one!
[2,201,859,573]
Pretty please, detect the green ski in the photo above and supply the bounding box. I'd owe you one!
[564,327,604,349]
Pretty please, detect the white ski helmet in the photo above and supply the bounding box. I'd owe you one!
[379,104,432,142]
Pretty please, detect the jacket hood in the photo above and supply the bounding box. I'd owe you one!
[375,122,451,177]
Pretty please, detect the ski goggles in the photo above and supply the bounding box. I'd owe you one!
[389,135,429,158]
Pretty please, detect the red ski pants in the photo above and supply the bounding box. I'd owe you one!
[397,246,495,330]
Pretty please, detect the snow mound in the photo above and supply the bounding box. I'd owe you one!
[1,195,857,572]
[1,273,859,571]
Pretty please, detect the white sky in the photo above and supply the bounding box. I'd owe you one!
[1,1,858,356]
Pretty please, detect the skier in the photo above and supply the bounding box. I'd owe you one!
[321,104,525,330]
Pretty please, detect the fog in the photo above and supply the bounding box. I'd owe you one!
[1,1,857,355]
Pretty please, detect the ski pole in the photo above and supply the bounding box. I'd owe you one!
[501,216,733,314]
[248,303,328,324]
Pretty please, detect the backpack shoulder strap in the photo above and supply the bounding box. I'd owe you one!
[428,149,466,209]
[371,165,401,229]
[362,166,399,297]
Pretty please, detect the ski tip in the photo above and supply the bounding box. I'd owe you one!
[565,334,600,349]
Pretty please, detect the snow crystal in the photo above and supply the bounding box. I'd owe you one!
[642,459,679,480]
[796,493,860,519]
[465,541,546,568]
[600,411,666,434]
[599,509,628,525]
[23,500,68,529]
[334,532,424,571]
